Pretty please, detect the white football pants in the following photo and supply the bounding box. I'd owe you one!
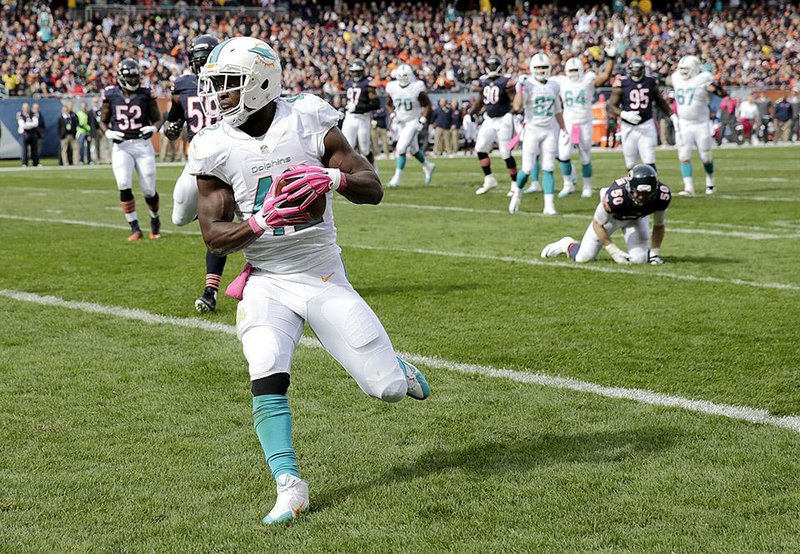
[521,122,558,173]
[558,119,593,165]
[342,112,372,156]
[574,216,650,264]
[677,119,713,164]
[475,113,514,158]
[620,119,657,169]
[111,138,157,196]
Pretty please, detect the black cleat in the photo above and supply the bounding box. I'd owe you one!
[149,216,161,240]
[195,287,217,313]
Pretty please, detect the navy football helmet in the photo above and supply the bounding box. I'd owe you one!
[348,59,366,80]
[627,164,658,205]
[486,55,502,76]
[627,57,645,82]
[117,59,141,91]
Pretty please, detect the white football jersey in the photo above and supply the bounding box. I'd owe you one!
[187,94,341,274]
[671,71,714,122]
[553,72,596,124]
[385,79,426,123]
[517,76,562,127]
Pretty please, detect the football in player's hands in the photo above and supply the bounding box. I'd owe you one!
[272,165,330,220]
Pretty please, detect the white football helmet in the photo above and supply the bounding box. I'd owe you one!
[564,57,584,82]
[529,53,552,83]
[678,55,702,79]
[395,64,414,87]
[197,37,282,128]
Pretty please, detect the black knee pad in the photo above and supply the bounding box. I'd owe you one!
[251,372,290,396]
[504,157,517,168]
[120,189,134,202]
[477,152,489,160]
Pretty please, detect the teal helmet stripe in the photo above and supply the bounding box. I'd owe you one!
[248,46,278,61]
[207,38,233,64]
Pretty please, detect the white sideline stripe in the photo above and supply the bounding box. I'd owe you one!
[717,194,800,203]
[0,161,185,173]
[378,202,798,240]
[348,244,800,292]
[2,288,799,434]
[2,213,799,292]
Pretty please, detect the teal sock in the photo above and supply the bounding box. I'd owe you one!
[703,161,714,175]
[560,160,572,178]
[414,151,426,164]
[397,155,407,170]
[533,157,541,182]
[582,163,592,178]
[543,170,555,194]
[516,170,529,190]
[253,394,299,480]
[680,162,693,178]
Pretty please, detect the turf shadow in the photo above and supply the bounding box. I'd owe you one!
[311,426,679,513]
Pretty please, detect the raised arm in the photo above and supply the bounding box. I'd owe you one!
[594,57,615,88]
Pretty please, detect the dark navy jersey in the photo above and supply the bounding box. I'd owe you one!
[479,74,513,118]
[605,179,671,220]
[102,85,156,140]
[344,78,372,114]
[171,74,218,141]
[616,75,659,124]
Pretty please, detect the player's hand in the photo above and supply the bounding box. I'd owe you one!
[670,114,682,145]
[605,243,631,264]
[508,188,522,214]
[620,111,642,125]
[416,116,427,132]
[164,120,184,141]
[604,41,617,59]
[278,164,346,202]
[139,125,158,140]
[248,192,311,235]
[648,249,664,265]
[104,129,125,141]
[559,130,571,149]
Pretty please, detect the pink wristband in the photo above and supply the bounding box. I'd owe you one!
[337,171,348,193]
[248,216,265,236]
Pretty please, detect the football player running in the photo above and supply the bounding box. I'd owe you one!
[187,37,430,525]
[165,34,229,313]
[608,58,674,171]
[552,45,616,198]
[471,55,519,196]
[509,53,566,216]
[385,64,435,188]
[670,55,727,196]
[540,164,671,264]
[342,59,379,168]
[99,59,162,241]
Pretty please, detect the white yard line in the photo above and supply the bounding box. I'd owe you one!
[2,288,798,434]
[1,213,799,291]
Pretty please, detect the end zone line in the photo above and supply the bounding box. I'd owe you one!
[2,288,798,434]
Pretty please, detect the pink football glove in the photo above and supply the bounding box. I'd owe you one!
[248,191,311,235]
[277,165,347,204]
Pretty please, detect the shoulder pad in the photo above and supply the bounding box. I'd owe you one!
[186,124,230,178]
[287,94,340,137]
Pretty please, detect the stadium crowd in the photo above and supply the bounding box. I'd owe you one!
[1,0,799,99]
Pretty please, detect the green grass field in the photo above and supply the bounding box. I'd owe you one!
[2,147,799,552]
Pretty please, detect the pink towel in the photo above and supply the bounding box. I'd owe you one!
[571,124,581,145]
[225,263,253,301]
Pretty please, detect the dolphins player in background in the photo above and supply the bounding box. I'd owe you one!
[552,44,616,198]
[385,64,435,188]
[669,55,727,196]
[188,37,430,525]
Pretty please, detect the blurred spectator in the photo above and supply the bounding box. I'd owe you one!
[17,103,40,167]
[447,99,462,156]
[719,95,739,144]
[89,98,109,164]
[461,100,477,154]
[58,102,79,165]
[773,96,793,142]
[431,99,452,156]
[789,88,800,143]
[32,103,45,158]
[371,105,390,159]
[76,102,92,164]
[738,93,760,144]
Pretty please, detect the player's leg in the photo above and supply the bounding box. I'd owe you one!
[522,155,541,194]
[171,165,199,226]
[410,127,435,185]
[557,125,575,197]
[510,129,536,212]
[388,121,415,188]
[570,221,604,263]
[238,277,308,524]
[355,116,377,171]
[579,122,594,197]
[474,119,499,194]
[620,122,639,170]
[496,114,518,194]
[622,218,650,264]
[696,121,716,195]
[111,143,143,240]
[677,119,696,196]
[341,115,359,151]
[639,120,658,172]
[133,141,160,239]
[540,127,558,215]
[305,258,429,401]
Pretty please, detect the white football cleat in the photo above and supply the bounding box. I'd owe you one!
[678,189,694,197]
[705,187,715,196]
[386,177,400,189]
[423,162,436,185]
[508,189,522,213]
[398,358,430,400]
[540,236,575,258]
[580,187,593,198]
[475,174,498,195]
[542,206,558,216]
[523,181,541,194]
[263,474,309,525]
[558,182,576,198]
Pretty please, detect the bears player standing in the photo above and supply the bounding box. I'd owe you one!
[608,58,674,171]
[471,55,518,196]
[540,164,670,264]
[551,46,616,198]
[385,64,435,188]
[164,34,228,313]
[100,59,162,241]
[188,37,430,525]
[342,59,379,168]
[670,55,727,196]
[509,53,566,216]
